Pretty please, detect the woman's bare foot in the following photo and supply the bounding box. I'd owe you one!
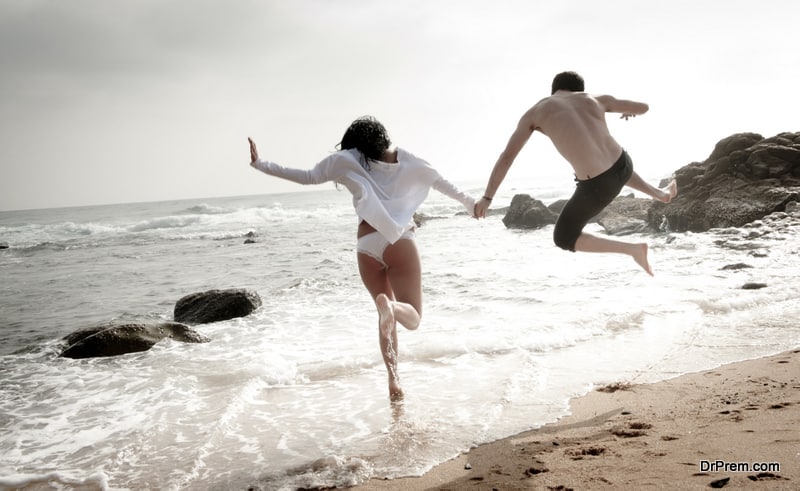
[633,243,653,276]
[376,293,395,338]
[389,379,404,401]
[656,180,678,203]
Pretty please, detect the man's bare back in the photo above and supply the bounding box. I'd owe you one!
[526,91,648,179]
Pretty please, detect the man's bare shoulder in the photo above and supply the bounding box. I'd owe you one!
[592,94,616,109]
[522,96,557,122]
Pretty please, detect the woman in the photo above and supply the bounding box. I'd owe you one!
[248,116,477,399]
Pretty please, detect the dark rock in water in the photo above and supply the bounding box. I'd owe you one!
[596,193,652,235]
[174,288,262,324]
[61,322,210,359]
[0,242,8,249]
[741,282,767,290]
[243,231,258,244]
[721,263,753,271]
[649,132,800,232]
[502,194,558,229]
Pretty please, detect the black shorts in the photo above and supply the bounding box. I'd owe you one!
[553,150,633,251]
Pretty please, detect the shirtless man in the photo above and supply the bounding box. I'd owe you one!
[474,71,677,275]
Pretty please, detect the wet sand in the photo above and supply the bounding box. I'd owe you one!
[356,349,799,490]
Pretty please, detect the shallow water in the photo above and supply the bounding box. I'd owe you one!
[1,182,798,490]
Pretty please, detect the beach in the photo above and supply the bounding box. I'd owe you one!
[358,348,799,490]
[2,188,799,489]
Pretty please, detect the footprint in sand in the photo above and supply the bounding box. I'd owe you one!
[748,472,789,482]
[610,421,652,438]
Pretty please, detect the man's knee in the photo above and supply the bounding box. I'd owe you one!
[553,227,577,252]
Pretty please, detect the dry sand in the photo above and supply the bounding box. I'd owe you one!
[355,348,799,490]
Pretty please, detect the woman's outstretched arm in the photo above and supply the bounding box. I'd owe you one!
[247,137,336,185]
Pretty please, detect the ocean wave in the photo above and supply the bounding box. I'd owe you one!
[0,203,350,250]
[0,471,109,490]
[53,221,121,236]
[247,455,372,491]
[0,221,122,248]
[182,203,235,215]
[127,215,204,232]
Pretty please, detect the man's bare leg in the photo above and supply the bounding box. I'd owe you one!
[574,232,653,276]
[626,172,677,203]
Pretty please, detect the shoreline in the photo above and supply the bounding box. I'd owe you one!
[356,348,799,490]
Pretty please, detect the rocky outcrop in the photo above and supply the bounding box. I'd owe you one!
[502,194,558,229]
[648,132,800,232]
[174,288,262,324]
[60,322,210,359]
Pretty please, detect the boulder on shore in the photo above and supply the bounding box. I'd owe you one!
[648,132,800,232]
[174,288,262,324]
[60,322,210,359]
[502,194,558,229]
[595,193,652,235]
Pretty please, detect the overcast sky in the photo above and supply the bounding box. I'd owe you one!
[1,0,798,211]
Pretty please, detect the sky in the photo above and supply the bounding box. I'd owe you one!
[1,0,798,211]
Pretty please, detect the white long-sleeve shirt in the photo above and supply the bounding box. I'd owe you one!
[251,147,475,244]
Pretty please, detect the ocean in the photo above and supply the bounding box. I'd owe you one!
[1,178,798,490]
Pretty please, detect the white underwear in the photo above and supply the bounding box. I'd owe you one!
[357,229,416,267]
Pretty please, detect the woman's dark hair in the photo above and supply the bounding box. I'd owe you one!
[551,71,585,94]
[338,116,391,171]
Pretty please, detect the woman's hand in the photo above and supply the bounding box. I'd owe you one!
[248,137,259,164]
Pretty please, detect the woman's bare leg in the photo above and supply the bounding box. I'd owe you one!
[358,254,403,399]
[382,238,423,328]
[357,238,423,400]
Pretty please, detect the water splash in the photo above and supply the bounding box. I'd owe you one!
[659,214,671,233]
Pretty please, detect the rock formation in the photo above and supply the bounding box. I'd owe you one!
[61,322,210,359]
[648,132,800,232]
[174,288,262,324]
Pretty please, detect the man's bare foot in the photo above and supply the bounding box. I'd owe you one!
[633,243,653,276]
[656,180,678,203]
[376,293,395,338]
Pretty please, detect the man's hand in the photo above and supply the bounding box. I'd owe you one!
[248,137,259,163]
[474,197,491,218]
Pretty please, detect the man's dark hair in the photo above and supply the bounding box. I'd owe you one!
[551,71,585,94]
[338,116,391,171]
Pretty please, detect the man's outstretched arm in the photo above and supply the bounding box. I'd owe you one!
[475,115,535,217]
[596,95,649,120]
